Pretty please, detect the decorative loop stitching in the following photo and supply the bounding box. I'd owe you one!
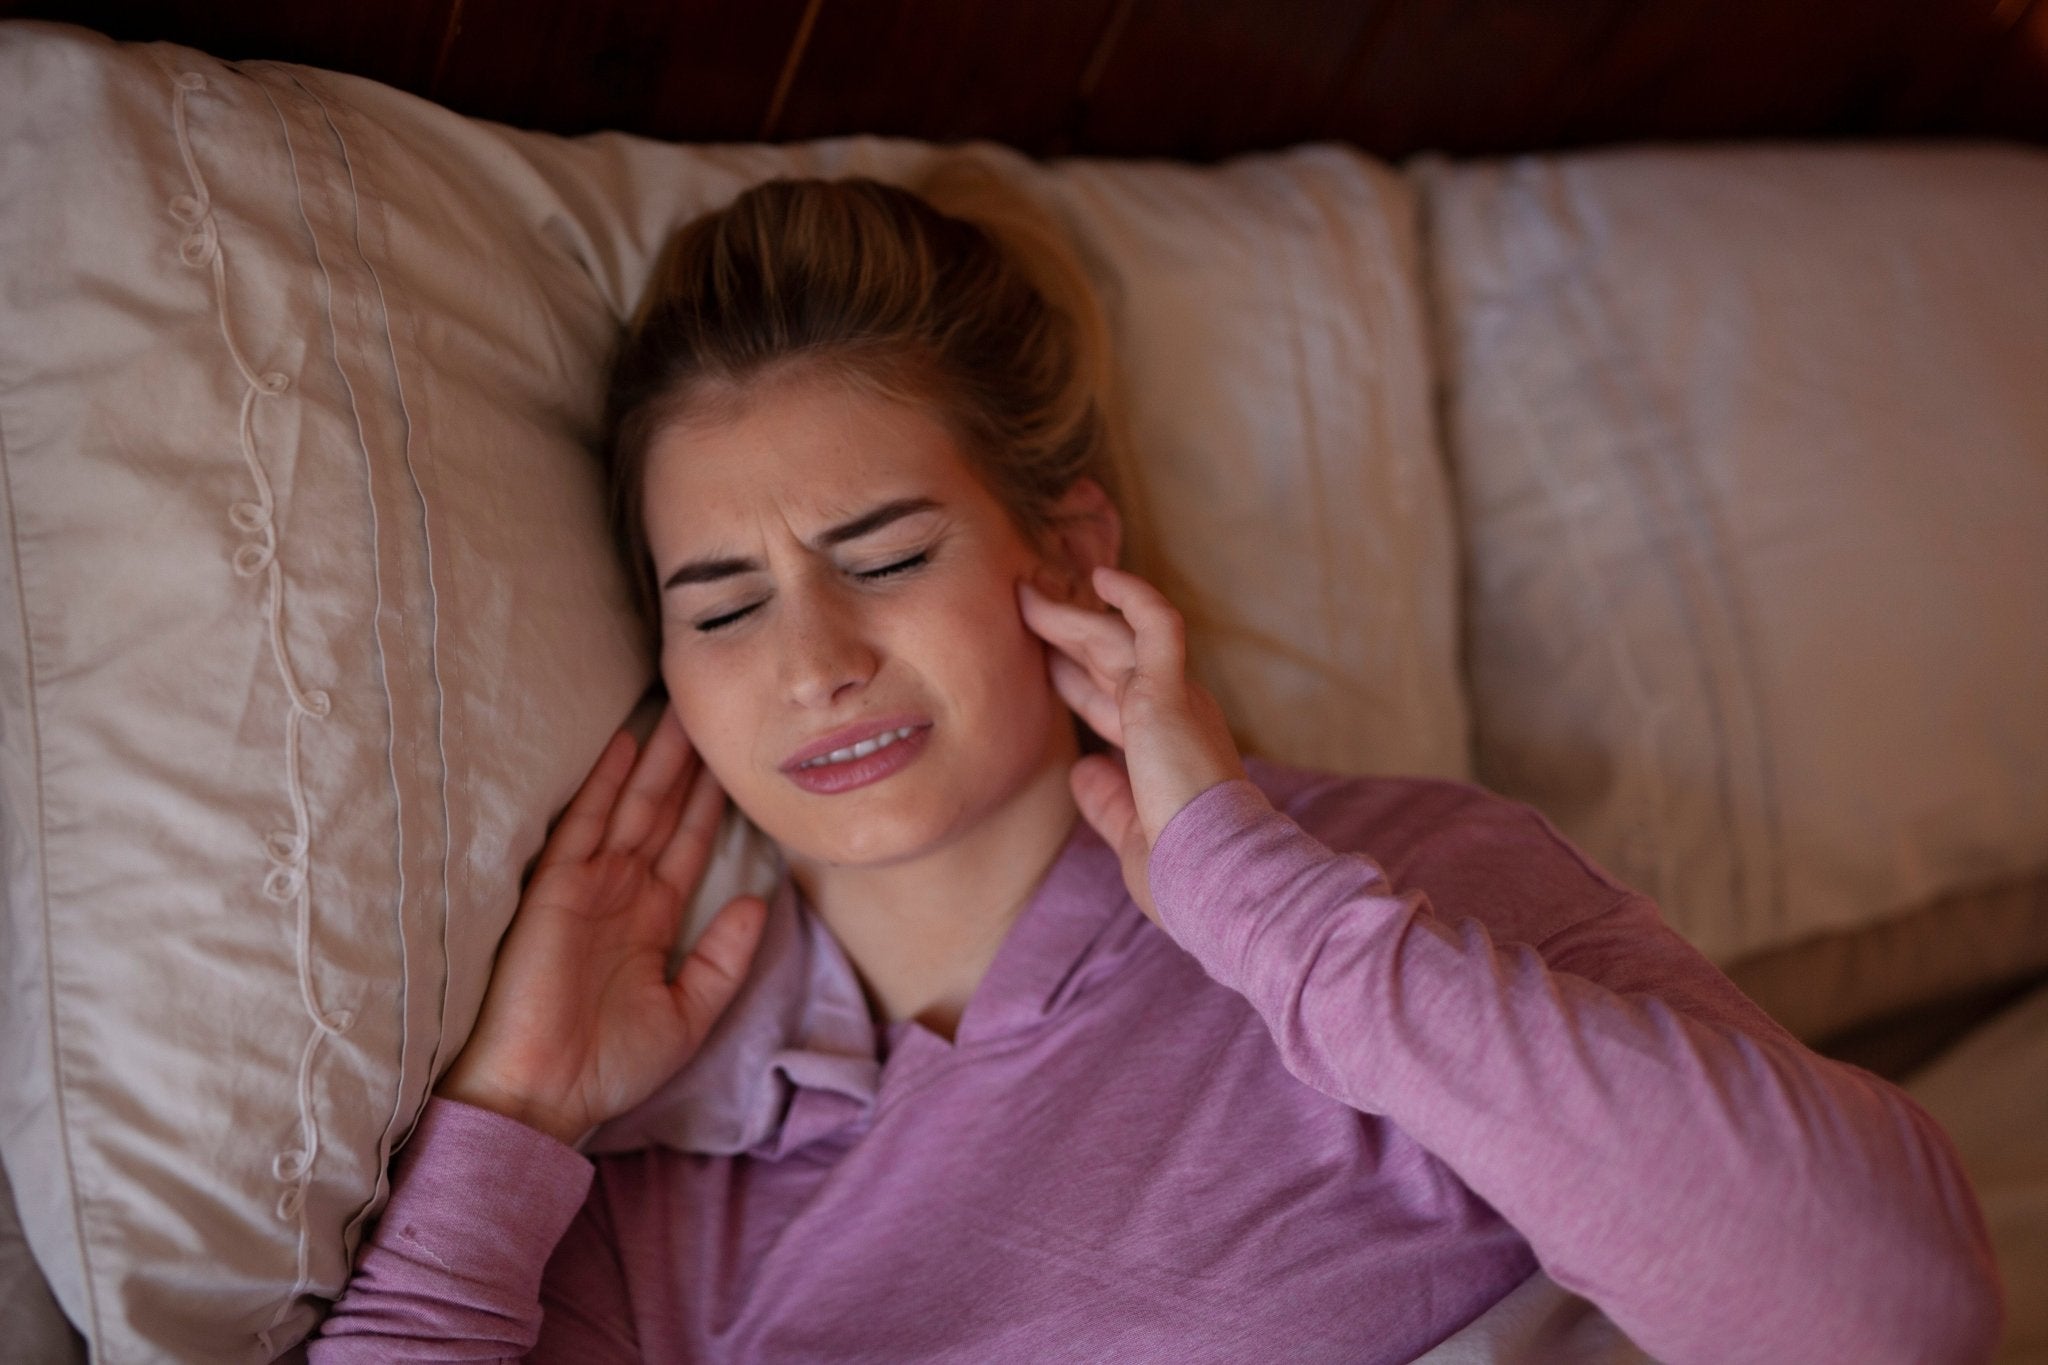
[232,541,274,577]
[178,223,217,268]
[166,65,355,1345]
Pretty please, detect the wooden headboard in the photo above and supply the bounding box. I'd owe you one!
[5,0,2046,159]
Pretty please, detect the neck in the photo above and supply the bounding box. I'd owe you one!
[788,732,1082,1044]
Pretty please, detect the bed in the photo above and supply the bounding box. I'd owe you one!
[1,7,2045,1362]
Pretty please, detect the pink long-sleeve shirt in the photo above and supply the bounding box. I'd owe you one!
[310,759,2003,1363]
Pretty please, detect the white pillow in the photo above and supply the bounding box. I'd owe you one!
[1422,143,2048,969]
[0,22,1462,1361]
[0,23,654,1361]
[1041,151,1463,781]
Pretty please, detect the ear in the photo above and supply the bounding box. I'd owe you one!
[1040,477,1122,606]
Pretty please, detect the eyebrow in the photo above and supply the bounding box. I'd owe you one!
[661,496,943,591]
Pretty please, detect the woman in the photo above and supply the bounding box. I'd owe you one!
[311,174,2001,1363]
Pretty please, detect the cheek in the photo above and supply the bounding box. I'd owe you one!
[929,571,1055,713]
[659,647,749,773]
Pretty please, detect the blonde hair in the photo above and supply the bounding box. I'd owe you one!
[600,162,1169,631]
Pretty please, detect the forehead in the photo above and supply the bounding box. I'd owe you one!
[642,371,985,549]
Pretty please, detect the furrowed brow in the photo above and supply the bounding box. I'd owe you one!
[662,555,757,589]
[813,496,941,548]
[661,496,942,591]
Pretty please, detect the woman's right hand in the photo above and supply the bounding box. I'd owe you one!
[434,705,768,1146]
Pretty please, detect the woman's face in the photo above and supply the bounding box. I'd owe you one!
[642,368,1080,870]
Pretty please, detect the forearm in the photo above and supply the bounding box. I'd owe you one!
[1150,780,2004,1365]
[309,1099,617,1364]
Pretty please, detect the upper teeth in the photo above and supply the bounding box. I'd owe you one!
[800,726,918,769]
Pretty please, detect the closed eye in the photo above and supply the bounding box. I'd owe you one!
[857,552,929,581]
[700,548,933,634]
[695,604,757,633]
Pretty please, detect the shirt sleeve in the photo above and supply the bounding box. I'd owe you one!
[308,1097,638,1364]
[1147,778,2005,1365]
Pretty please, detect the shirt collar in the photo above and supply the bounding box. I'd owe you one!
[935,810,1133,1045]
[584,811,1135,1159]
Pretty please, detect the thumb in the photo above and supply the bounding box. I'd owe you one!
[671,894,768,1048]
[1071,755,1157,923]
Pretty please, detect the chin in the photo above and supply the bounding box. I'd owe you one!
[757,790,954,869]
[754,720,1072,870]
[791,764,1056,869]
[823,807,932,865]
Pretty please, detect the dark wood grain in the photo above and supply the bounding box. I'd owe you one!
[1853,0,2033,133]
[766,0,1122,150]
[4,0,2043,153]
[1956,0,2048,137]
[428,0,812,139]
[1321,0,1642,157]
[2,0,454,91]
[1072,0,1387,159]
[1312,0,2048,155]
[1540,0,2044,147]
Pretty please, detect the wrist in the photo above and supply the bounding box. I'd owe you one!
[1144,752,1249,849]
[434,1070,587,1147]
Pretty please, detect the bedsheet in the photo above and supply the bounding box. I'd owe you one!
[1906,980,2048,1362]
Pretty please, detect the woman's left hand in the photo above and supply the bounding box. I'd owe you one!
[1019,564,1246,925]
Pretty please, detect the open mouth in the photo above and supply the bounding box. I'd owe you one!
[795,724,922,769]
[784,723,933,794]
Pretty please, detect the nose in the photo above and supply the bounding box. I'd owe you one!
[777,583,880,710]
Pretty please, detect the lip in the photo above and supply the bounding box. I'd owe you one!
[779,714,933,773]
[784,723,932,796]
[778,720,933,794]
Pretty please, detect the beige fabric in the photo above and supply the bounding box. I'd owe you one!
[0,1161,83,1365]
[1044,151,1460,780]
[1412,1268,1657,1363]
[0,24,652,1362]
[0,22,1460,1362]
[1906,979,2048,1362]
[1726,873,2048,1045]
[1422,143,2048,969]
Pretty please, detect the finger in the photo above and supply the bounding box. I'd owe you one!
[1019,576,1135,658]
[536,729,638,871]
[654,755,729,891]
[1019,579,1139,683]
[672,894,769,1046]
[1048,651,1123,747]
[637,757,695,873]
[605,707,695,855]
[1091,566,1187,676]
[1070,754,1137,843]
[1069,755,1156,922]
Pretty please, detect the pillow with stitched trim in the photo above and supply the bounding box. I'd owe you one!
[0,22,1462,1360]
[1422,143,2048,1011]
